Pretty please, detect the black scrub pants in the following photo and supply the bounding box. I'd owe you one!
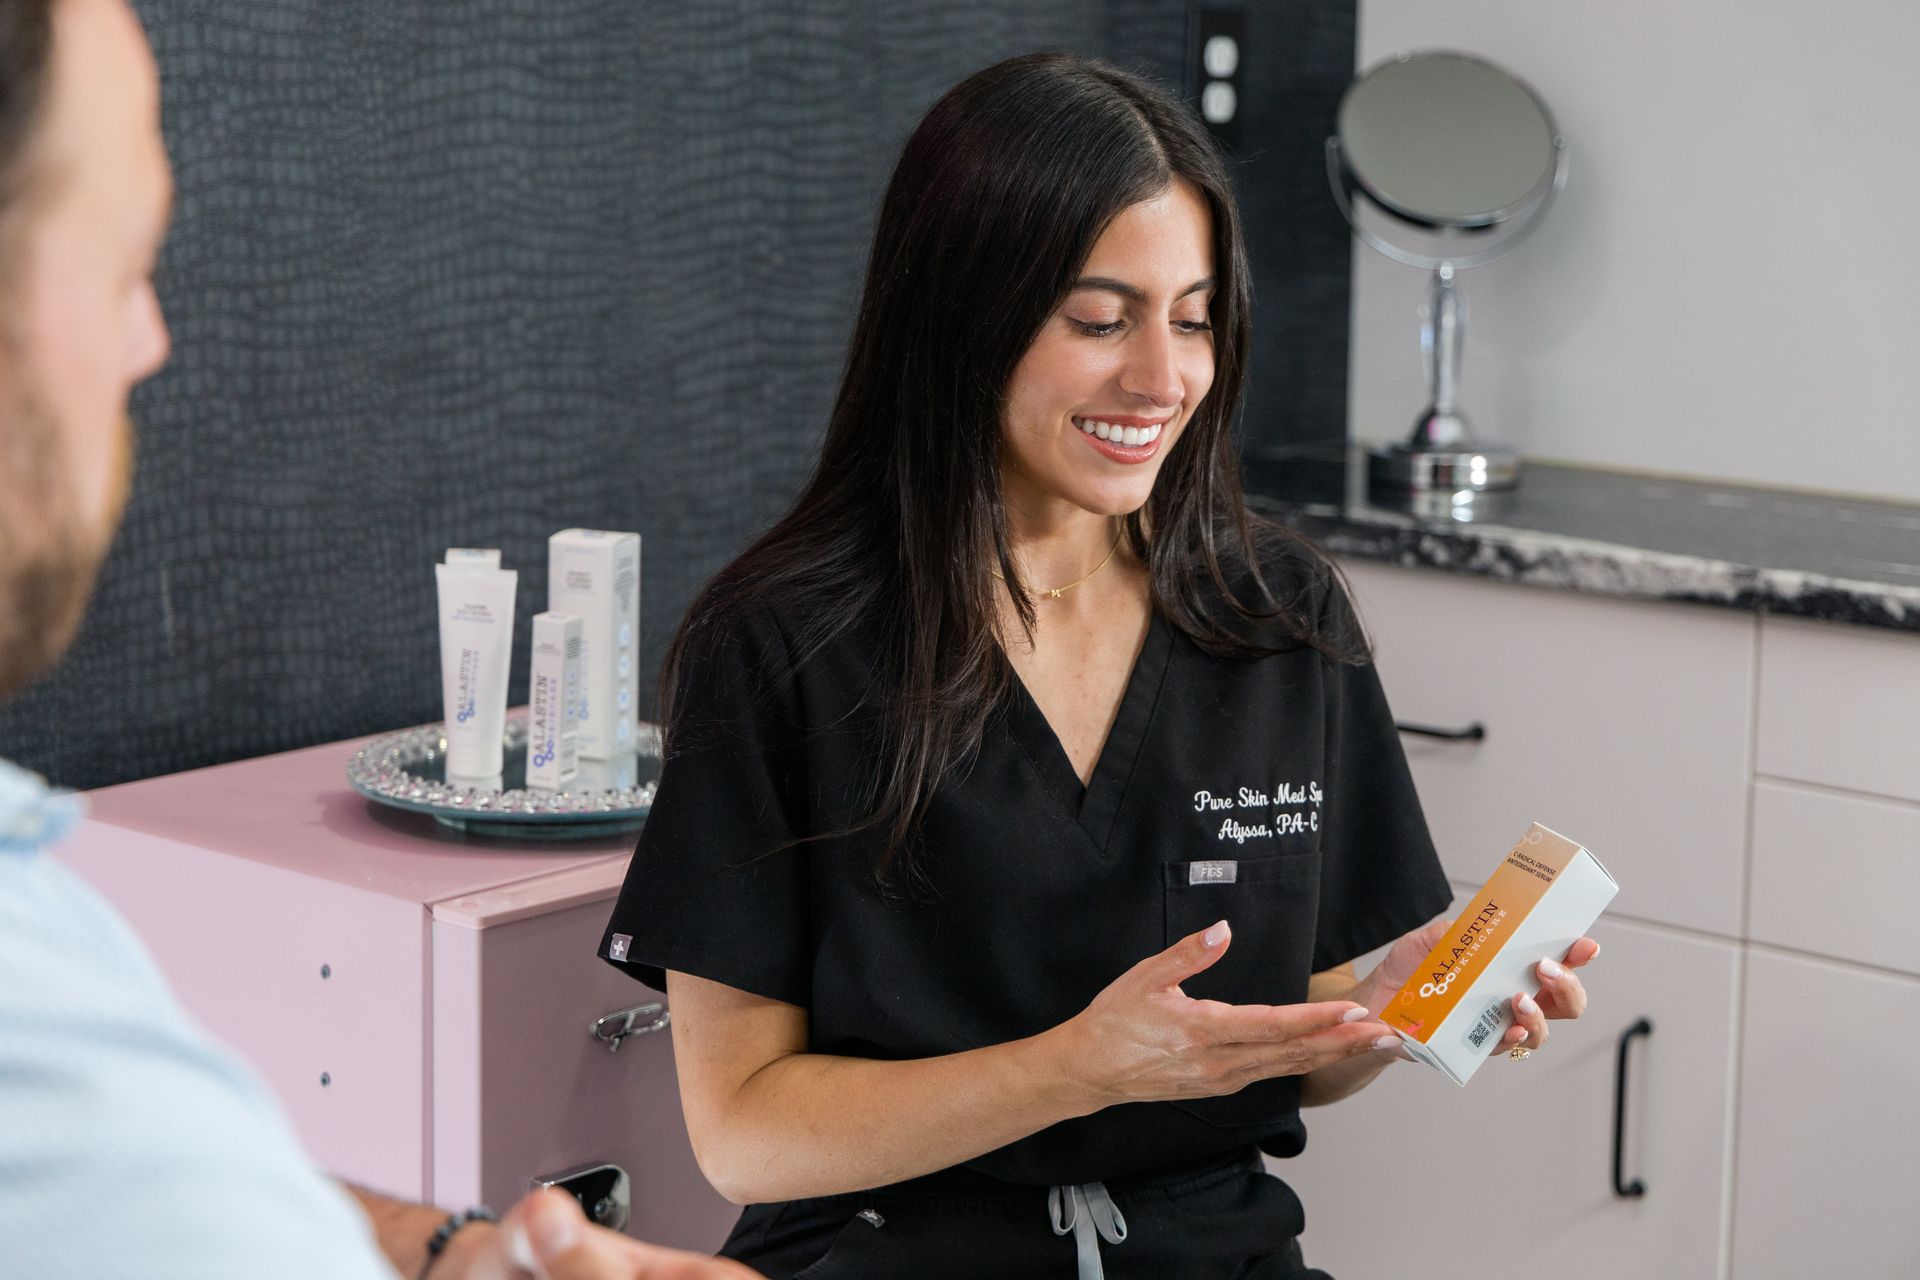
[718,1148,1335,1280]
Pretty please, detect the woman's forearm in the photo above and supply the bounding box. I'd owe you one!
[1298,964,1397,1106]
[687,939,1394,1201]
[703,1026,1097,1204]
[1298,1042,1395,1105]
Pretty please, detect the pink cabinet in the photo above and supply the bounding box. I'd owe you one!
[56,733,737,1255]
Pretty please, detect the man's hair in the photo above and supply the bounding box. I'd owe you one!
[0,0,56,237]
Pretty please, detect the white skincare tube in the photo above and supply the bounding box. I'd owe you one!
[548,530,641,759]
[574,751,638,794]
[435,563,518,779]
[444,547,502,570]
[527,611,582,792]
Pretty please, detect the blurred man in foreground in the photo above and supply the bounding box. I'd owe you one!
[0,0,757,1276]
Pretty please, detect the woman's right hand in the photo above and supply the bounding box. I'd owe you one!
[1052,920,1394,1109]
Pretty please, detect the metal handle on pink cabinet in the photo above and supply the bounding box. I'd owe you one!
[532,1163,631,1232]
[590,1001,671,1052]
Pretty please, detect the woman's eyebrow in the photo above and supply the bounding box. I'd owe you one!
[1070,275,1217,302]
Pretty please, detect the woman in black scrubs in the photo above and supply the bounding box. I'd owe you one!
[602,52,1599,1279]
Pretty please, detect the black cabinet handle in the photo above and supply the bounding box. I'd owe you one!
[1612,1017,1653,1198]
[1395,721,1486,742]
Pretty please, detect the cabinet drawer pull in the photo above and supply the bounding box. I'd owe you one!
[590,1002,671,1052]
[1612,1016,1653,1198]
[1395,720,1487,742]
[532,1162,630,1232]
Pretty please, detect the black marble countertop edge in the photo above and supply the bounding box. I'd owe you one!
[1250,498,1920,636]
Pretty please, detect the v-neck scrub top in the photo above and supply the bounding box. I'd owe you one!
[600,556,1452,1188]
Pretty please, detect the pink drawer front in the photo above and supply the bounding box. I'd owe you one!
[58,822,430,1198]
[430,865,738,1253]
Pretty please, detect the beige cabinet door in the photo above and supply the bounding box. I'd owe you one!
[1284,913,1738,1280]
[1340,560,1754,938]
[1756,615,1920,806]
[1732,949,1920,1279]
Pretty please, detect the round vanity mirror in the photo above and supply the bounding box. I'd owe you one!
[1328,50,1568,497]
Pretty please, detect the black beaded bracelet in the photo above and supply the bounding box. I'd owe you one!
[418,1205,498,1280]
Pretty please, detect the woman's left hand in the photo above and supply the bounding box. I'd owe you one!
[1499,936,1600,1056]
[1352,917,1602,1060]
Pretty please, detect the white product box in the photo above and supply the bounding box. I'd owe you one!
[1381,823,1619,1085]
[547,530,640,760]
[527,612,582,791]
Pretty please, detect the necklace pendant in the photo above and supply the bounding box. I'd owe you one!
[1047,588,1063,599]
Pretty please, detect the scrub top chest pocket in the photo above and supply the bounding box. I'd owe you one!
[1163,849,1322,1128]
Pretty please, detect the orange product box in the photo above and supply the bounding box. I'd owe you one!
[1382,823,1618,1086]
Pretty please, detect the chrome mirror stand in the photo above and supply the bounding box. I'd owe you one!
[1326,51,1569,497]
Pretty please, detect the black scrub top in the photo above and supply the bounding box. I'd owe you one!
[599,552,1452,1187]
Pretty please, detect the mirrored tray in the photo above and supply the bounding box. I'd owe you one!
[346,714,661,840]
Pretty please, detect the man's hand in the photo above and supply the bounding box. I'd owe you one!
[348,1183,761,1280]
[435,1189,764,1280]
[437,1187,763,1280]
[432,1189,760,1274]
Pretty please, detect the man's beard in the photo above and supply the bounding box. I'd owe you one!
[0,377,131,703]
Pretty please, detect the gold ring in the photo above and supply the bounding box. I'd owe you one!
[1508,1045,1532,1061]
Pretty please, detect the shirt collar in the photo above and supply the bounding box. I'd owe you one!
[0,757,86,857]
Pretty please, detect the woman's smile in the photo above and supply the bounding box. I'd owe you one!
[1072,414,1169,463]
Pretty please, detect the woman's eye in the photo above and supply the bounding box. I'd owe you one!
[1068,315,1211,337]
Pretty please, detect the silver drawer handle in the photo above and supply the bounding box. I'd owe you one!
[590,1002,670,1052]
[532,1162,631,1232]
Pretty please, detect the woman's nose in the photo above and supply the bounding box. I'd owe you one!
[1119,325,1181,407]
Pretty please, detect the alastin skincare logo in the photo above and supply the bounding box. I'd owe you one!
[1416,900,1507,999]
[454,647,480,723]
[531,673,558,768]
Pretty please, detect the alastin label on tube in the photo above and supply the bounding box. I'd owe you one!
[528,611,582,791]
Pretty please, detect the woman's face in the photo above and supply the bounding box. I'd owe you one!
[1000,177,1217,520]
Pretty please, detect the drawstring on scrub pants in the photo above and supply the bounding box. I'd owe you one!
[1048,1181,1128,1280]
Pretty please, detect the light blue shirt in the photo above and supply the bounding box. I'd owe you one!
[0,759,397,1279]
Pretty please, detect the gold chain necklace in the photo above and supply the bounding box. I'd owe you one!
[989,523,1125,599]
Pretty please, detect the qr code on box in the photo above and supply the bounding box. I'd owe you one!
[1464,1000,1509,1052]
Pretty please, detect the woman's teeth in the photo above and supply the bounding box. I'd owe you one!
[1074,418,1164,447]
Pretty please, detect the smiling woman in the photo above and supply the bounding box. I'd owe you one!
[648,51,1358,887]
[1002,182,1216,496]
[592,50,1559,1280]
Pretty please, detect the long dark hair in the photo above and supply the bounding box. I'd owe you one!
[660,52,1361,885]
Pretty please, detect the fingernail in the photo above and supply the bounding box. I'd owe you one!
[1203,920,1229,948]
[1517,992,1540,1018]
[1342,1006,1372,1023]
[1538,957,1566,980]
[1373,1035,1400,1052]
[505,1222,537,1271]
[1590,943,1602,959]
[1514,1027,1529,1044]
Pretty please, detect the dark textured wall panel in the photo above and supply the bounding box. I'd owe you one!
[1110,0,1358,463]
[1,0,1354,789]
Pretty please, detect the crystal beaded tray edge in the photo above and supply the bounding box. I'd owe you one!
[345,714,660,839]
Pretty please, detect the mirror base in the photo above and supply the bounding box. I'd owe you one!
[1368,441,1520,493]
